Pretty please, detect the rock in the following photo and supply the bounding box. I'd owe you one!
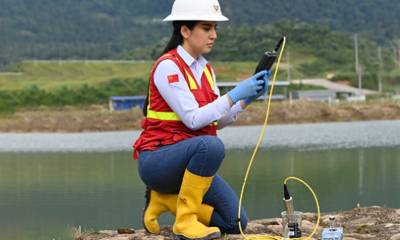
[106,236,132,240]
[265,224,282,235]
[223,234,241,240]
[302,220,317,233]
[321,214,344,226]
[245,222,264,233]
[370,205,383,209]
[302,212,317,221]
[99,230,118,236]
[117,228,135,234]
[350,217,376,226]
[396,209,400,216]
[76,206,400,240]
[391,233,400,240]
[252,218,281,225]
[346,233,376,239]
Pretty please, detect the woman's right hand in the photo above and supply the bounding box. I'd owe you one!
[227,70,268,104]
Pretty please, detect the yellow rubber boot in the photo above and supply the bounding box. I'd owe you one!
[198,204,215,226]
[173,170,221,240]
[143,188,178,233]
[143,188,216,234]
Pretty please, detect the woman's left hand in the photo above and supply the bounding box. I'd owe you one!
[243,70,271,105]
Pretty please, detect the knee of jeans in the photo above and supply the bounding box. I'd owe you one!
[200,136,225,161]
[224,213,248,234]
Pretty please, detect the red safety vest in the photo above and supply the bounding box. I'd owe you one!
[133,49,218,159]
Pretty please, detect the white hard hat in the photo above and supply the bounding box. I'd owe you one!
[163,0,229,22]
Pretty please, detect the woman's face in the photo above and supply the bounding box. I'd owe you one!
[181,21,218,57]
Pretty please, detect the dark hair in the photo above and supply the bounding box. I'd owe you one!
[143,21,199,116]
[161,21,199,55]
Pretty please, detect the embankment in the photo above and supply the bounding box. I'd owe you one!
[1,100,400,132]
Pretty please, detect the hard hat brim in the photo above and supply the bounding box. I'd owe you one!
[163,14,229,22]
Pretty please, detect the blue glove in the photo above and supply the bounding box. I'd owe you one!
[227,70,269,104]
[244,70,271,105]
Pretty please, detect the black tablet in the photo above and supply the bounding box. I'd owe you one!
[254,36,285,74]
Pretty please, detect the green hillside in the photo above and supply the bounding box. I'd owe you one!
[1,0,400,66]
[126,21,396,90]
[1,21,398,92]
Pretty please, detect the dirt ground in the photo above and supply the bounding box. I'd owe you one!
[1,100,400,132]
[75,206,400,240]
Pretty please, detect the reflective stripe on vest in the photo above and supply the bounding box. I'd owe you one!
[203,66,215,91]
[147,109,180,121]
[175,55,198,91]
[184,70,198,90]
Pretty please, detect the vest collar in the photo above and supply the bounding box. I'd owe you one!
[177,45,208,69]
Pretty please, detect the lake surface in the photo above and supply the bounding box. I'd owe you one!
[1,120,400,152]
[1,120,400,240]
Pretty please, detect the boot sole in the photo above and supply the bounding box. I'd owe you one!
[173,231,221,240]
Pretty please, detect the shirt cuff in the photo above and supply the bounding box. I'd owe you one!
[217,99,244,129]
[215,95,231,116]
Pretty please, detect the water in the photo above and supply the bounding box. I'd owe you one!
[1,120,400,240]
[1,120,400,152]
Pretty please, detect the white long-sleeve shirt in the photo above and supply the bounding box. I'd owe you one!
[153,45,244,130]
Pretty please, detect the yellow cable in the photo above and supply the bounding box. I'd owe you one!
[236,37,321,240]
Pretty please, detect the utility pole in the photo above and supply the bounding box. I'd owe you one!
[58,44,62,65]
[286,50,291,82]
[378,46,383,93]
[392,40,400,67]
[354,33,362,91]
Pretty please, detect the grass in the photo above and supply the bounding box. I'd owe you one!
[1,58,398,94]
[211,50,316,81]
[0,60,153,91]
[211,61,257,81]
[0,51,319,91]
[1,60,265,90]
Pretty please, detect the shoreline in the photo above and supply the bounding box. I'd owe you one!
[1,100,400,133]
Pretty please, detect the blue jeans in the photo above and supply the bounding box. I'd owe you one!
[138,135,248,233]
